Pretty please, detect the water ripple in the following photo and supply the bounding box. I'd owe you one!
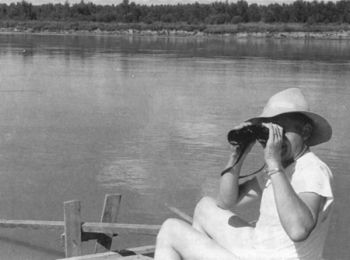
[96,158,150,191]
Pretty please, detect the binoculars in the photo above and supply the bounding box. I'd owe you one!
[227,123,269,147]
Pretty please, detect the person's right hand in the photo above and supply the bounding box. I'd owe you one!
[262,122,283,171]
[226,122,256,168]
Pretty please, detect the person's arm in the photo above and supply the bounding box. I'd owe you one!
[269,171,324,241]
[216,158,241,209]
[264,123,324,242]
[216,123,261,209]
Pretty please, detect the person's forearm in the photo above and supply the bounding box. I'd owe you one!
[270,171,316,241]
[216,164,241,209]
[217,140,255,209]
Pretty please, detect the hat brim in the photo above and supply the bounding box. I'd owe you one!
[247,111,332,146]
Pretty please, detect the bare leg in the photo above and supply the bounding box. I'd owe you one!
[192,196,254,253]
[154,219,181,260]
[154,218,239,260]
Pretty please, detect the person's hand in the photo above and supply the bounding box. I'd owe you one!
[226,122,256,168]
[263,123,283,170]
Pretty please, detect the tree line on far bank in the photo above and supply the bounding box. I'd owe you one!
[0,0,349,25]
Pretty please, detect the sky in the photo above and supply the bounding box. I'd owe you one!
[0,0,330,5]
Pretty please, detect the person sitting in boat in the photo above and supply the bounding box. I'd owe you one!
[154,88,334,260]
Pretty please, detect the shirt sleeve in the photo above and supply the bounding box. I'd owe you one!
[291,162,334,212]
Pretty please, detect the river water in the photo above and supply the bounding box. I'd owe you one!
[0,33,349,259]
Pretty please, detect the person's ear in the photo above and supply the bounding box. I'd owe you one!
[302,123,313,141]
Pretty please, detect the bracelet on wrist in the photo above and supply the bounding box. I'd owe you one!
[266,168,283,178]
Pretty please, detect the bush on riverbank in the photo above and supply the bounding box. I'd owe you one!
[203,22,350,34]
[0,20,206,33]
[1,1,350,37]
[1,20,349,36]
[1,0,350,25]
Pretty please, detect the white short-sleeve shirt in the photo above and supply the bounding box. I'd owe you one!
[252,151,334,260]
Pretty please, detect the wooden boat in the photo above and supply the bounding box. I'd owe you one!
[0,194,166,260]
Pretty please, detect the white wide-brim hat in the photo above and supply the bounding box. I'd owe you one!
[247,88,332,146]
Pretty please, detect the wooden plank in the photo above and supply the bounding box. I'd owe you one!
[57,251,121,260]
[57,252,153,260]
[82,223,160,235]
[118,256,152,260]
[95,194,122,253]
[0,220,64,230]
[64,200,82,257]
[124,245,155,255]
[0,220,159,235]
[165,205,193,223]
[0,220,160,235]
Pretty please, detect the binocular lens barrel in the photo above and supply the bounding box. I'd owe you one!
[227,124,269,146]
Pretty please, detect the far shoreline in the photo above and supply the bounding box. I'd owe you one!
[1,21,350,40]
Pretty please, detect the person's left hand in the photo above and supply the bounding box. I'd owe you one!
[263,123,283,170]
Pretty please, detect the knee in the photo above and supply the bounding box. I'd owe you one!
[193,196,216,220]
[157,218,184,244]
